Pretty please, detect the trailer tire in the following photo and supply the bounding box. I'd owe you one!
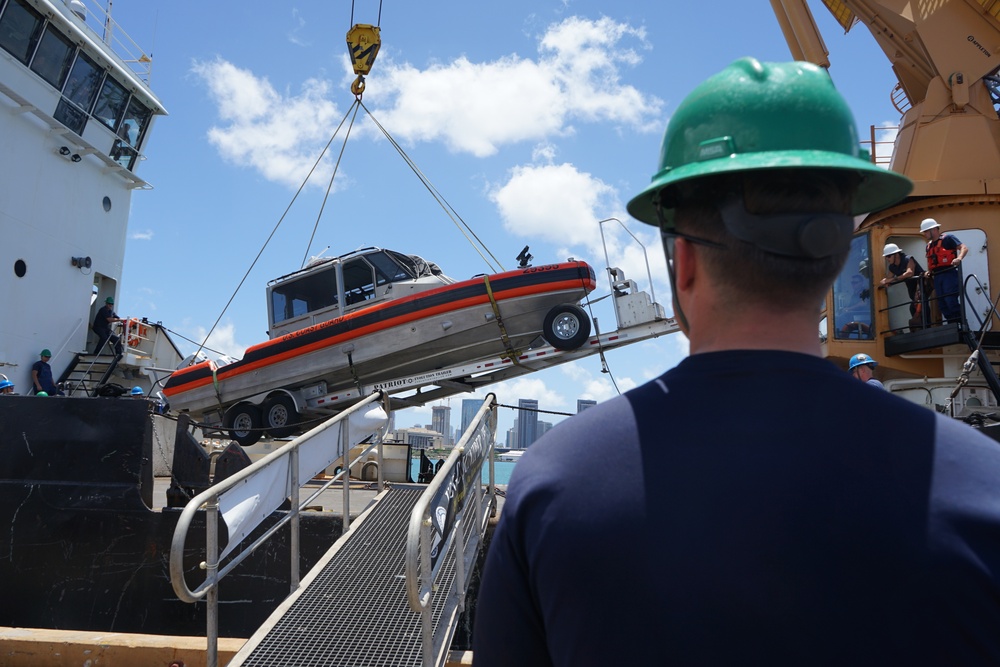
[542,304,591,350]
[225,403,262,447]
[263,394,299,438]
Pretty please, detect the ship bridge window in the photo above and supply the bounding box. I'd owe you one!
[93,75,129,131]
[113,98,150,169]
[30,24,73,88]
[833,235,874,340]
[0,0,43,65]
[55,51,102,135]
[270,266,338,324]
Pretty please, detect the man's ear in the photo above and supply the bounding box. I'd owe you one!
[673,236,697,295]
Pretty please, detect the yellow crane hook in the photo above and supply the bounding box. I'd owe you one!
[347,24,381,97]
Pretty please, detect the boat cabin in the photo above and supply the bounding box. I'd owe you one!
[266,247,454,338]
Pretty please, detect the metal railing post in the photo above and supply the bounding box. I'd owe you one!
[420,515,434,667]
[206,497,220,667]
[341,418,351,532]
[289,446,300,591]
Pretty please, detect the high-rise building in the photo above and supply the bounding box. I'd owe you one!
[393,426,444,450]
[577,399,597,413]
[460,398,485,435]
[431,405,452,446]
[517,398,539,448]
[538,420,552,439]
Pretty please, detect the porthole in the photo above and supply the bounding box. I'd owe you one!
[103,196,112,212]
[14,260,27,277]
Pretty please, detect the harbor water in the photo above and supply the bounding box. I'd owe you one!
[409,458,517,485]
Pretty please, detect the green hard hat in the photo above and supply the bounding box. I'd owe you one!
[40,349,51,357]
[36,391,48,397]
[627,58,913,228]
[105,296,114,304]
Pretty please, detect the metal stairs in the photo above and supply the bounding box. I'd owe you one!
[59,352,123,396]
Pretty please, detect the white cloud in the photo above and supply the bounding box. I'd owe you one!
[191,321,248,359]
[489,163,671,302]
[130,229,154,240]
[192,16,662,186]
[287,9,309,47]
[368,16,661,156]
[491,163,614,249]
[191,59,347,189]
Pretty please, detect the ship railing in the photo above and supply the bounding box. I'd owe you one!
[405,393,498,667]
[169,391,391,667]
[67,0,154,83]
[862,124,898,167]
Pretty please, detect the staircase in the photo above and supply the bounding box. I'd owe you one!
[59,352,123,396]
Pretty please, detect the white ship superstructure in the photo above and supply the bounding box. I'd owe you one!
[0,0,166,390]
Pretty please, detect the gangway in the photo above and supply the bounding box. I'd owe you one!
[227,396,499,667]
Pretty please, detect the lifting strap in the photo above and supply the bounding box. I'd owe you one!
[210,361,224,410]
[483,275,521,365]
[347,350,364,394]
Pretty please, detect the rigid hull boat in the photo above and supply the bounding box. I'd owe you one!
[163,248,597,444]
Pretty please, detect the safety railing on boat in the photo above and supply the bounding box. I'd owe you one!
[405,393,498,667]
[169,391,390,667]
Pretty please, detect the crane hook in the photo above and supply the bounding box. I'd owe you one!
[346,24,381,97]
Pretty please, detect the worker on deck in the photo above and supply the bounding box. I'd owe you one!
[474,58,1000,665]
[920,218,968,325]
[848,352,886,390]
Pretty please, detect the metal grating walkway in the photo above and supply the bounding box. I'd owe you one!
[232,485,459,667]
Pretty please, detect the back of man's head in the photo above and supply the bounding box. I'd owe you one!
[627,58,913,312]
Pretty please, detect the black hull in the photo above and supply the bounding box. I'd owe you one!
[0,396,343,637]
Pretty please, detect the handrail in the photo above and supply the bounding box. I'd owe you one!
[405,393,498,667]
[169,390,389,667]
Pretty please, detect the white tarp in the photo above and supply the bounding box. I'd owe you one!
[217,405,387,558]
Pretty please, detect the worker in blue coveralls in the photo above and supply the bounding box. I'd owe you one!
[93,296,124,356]
[473,58,1000,666]
[31,349,63,395]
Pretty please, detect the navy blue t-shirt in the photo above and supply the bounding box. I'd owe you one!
[31,360,57,394]
[474,350,1000,666]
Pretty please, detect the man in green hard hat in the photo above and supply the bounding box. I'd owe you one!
[92,295,124,356]
[475,59,1000,664]
[31,348,63,396]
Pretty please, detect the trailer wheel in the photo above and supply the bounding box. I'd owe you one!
[542,304,591,350]
[263,394,299,438]
[225,403,262,447]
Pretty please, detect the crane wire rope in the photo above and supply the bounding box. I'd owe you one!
[188,101,363,363]
[359,99,504,273]
[301,99,362,267]
[351,0,382,28]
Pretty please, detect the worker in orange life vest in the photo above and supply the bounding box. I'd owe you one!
[920,218,967,324]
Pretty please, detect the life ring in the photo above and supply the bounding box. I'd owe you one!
[126,318,142,348]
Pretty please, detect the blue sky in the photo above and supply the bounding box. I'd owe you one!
[105,1,901,437]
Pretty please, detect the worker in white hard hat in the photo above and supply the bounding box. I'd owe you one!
[920,218,968,324]
[879,242,928,329]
